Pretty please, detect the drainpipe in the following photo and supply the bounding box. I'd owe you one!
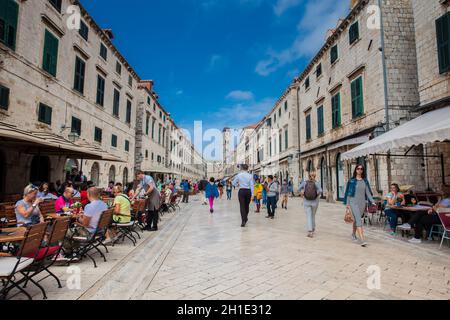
[295,83,302,188]
[378,0,392,187]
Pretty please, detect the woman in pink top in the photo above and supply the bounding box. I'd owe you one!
[55,187,74,213]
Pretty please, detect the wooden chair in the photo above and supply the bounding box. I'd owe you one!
[69,209,114,268]
[0,204,17,227]
[39,201,56,217]
[0,194,21,204]
[0,223,48,300]
[21,217,71,299]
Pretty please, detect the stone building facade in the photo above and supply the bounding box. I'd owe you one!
[0,0,206,194]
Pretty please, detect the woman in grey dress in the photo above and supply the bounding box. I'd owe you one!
[343,165,375,247]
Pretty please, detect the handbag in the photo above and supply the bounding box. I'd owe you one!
[344,207,354,224]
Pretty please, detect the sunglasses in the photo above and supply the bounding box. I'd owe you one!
[356,167,364,171]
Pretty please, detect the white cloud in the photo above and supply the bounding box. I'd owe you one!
[226,90,255,101]
[207,97,276,129]
[256,0,349,76]
[176,90,184,95]
[206,54,229,72]
[273,0,301,16]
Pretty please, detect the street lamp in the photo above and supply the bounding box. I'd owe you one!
[68,132,79,143]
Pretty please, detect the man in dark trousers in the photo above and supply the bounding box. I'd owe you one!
[232,164,254,227]
[134,170,161,231]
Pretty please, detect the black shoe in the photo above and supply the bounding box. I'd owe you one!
[210,209,214,214]
[271,216,275,220]
[241,221,246,227]
[266,216,270,218]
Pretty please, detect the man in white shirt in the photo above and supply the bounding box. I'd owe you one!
[232,164,254,227]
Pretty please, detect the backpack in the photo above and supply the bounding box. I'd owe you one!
[304,181,318,201]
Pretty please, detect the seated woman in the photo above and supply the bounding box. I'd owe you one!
[37,182,58,200]
[164,185,172,205]
[80,183,89,208]
[384,183,406,235]
[409,197,450,244]
[112,185,131,224]
[15,185,45,226]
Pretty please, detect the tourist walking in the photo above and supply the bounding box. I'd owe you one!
[134,170,161,231]
[281,179,289,210]
[198,179,209,205]
[299,172,322,238]
[226,180,233,200]
[253,178,263,213]
[232,164,254,227]
[205,178,219,214]
[343,165,375,247]
[218,181,224,200]
[262,178,268,209]
[266,176,278,219]
[181,180,190,203]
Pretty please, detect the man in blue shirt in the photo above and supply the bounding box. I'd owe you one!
[181,180,190,203]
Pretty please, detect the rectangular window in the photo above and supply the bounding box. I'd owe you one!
[111,134,117,147]
[96,75,105,106]
[330,44,338,64]
[305,77,310,90]
[125,140,130,152]
[116,61,122,75]
[306,114,311,141]
[158,125,162,144]
[42,30,58,76]
[145,115,150,135]
[0,0,19,50]
[113,89,120,117]
[128,75,133,87]
[436,13,450,74]
[126,100,132,124]
[73,56,85,94]
[317,105,324,135]
[278,108,281,117]
[79,20,89,41]
[48,0,62,12]
[100,43,107,60]
[71,116,81,136]
[349,21,359,45]
[0,85,10,110]
[159,111,162,119]
[284,101,288,111]
[331,92,341,128]
[152,119,156,139]
[279,133,282,153]
[316,63,322,78]
[38,103,52,125]
[351,76,364,118]
[147,96,151,105]
[94,127,102,143]
[285,129,288,149]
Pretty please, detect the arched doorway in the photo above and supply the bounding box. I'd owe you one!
[336,153,345,201]
[108,165,116,184]
[320,157,327,195]
[30,155,50,184]
[91,162,100,186]
[65,159,79,181]
[123,167,129,186]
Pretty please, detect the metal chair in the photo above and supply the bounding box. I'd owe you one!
[437,208,450,249]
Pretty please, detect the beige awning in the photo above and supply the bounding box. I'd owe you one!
[342,106,450,160]
[0,122,124,162]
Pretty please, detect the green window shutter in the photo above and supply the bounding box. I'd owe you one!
[74,57,85,94]
[111,134,117,147]
[317,106,324,135]
[42,30,58,76]
[126,100,132,123]
[349,22,359,45]
[125,140,130,152]
[306,115,311,140]
[113,89,120,117]
[285,129,288,149]
[330,45,338,64]
[96,75,105,106]
[38,103,52,125]
[436,13,450,74]
[351,77,364,118]
[0,85,10,110]
[332,94,341,128]
[0,0,19,50]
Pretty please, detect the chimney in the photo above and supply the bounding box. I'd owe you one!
[103,29,114,40]
[139,80,154,92]
[350,0,359,10]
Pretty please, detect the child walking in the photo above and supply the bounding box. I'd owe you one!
[205,177,219,214]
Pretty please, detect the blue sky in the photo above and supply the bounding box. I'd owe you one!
[83,0,349,134]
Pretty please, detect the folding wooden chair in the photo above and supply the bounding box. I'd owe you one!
[0,223,47,300]
[21,218,71,299]
[68,209,113,268]
[0,204,18,227]
[39,200,56,218]
[437,208,450,249]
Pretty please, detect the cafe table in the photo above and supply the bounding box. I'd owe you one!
[0,227,27,244]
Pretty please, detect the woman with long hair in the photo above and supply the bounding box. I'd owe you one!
[343,164,376,247]
[205,178,219,213]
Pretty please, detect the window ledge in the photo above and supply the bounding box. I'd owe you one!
[330,59,340,68]
[72,89,85,98]
[349,38,361,48]
[352,113,367,122]
[316,74,323,82]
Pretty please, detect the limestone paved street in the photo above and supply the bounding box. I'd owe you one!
[16,195,450,300]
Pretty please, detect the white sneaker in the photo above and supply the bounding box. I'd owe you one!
[398,223,411,230]
[408,238,422,244]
